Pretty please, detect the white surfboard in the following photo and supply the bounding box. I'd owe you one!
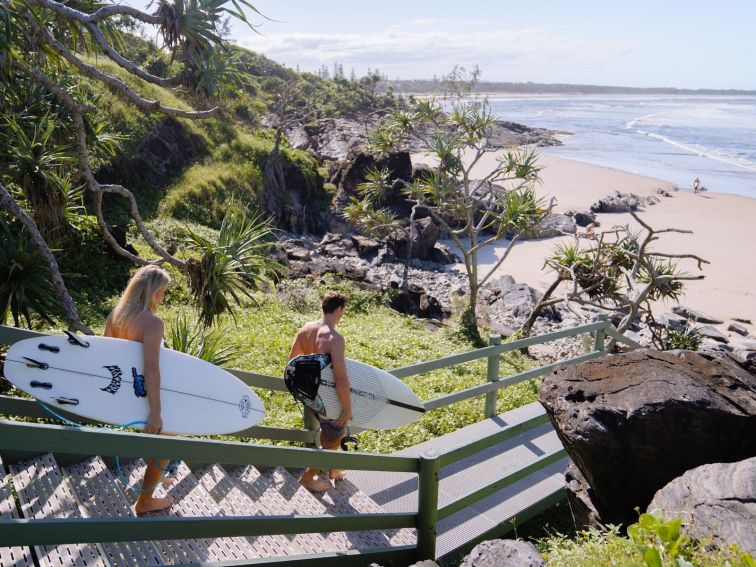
[287,356,425,430]
[4,334,265,435]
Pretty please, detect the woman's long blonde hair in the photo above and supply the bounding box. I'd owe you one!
[107,265,171,334]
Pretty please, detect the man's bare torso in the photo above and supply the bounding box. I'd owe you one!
[292,320,343,357]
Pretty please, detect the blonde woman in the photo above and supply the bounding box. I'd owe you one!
[104,264,173,515]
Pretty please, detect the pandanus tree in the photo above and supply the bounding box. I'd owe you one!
[0,0,274,331]
[361,67,550,342]
[520,212,709,344]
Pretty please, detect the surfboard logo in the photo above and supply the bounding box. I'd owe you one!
[132,368,147,398]
[101,365,123,394]
[239,395,252,418]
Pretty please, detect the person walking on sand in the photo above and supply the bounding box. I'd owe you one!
[104,265,173,515]
[288,291,352,492]
[693,177,701,193]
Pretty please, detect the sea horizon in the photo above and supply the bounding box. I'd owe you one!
[485,94,756,199]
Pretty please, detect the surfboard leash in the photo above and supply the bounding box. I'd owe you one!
[35,400,179,494]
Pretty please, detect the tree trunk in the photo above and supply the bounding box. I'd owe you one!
[0,182,91,333]
[520,277,563,337]
[401,203,419,292]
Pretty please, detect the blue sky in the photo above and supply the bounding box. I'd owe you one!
[128,0,756,89]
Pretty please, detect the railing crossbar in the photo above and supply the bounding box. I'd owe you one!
[389,320,607,379]
[424,350,605,411]
[0,420,418,473]
[0,513,416,547]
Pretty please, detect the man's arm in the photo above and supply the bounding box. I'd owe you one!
[329,335,352,427]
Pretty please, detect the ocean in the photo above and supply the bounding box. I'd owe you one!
[485,95,756,199]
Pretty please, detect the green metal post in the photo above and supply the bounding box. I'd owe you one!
[484,334,501,419]
[593,314,608,352]
[416,449,440,561]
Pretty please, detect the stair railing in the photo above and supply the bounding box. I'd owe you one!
[0,316,644,562]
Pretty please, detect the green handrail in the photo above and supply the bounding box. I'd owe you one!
[0,513,416,547]
[0,420,418,473]
[0,318,627,562]
[424,350,605,411]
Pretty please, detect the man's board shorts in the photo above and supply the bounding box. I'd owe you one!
[285,353,346,442]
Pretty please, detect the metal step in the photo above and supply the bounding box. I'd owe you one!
[0,456,34,567]
[9,453,110,567]
[62,457,163,567]
[288,467,417,549]
[349,402,568,558]
[230,465,341,554]
[115,459,258,563]
[194,463,304,557]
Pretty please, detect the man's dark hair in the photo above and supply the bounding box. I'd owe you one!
[322,291,347,314]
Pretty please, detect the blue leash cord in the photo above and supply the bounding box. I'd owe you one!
[36,400,179,494]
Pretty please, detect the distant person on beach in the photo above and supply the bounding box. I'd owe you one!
[693,177,701,193]
[287,291,352,492]
[104,265,174,515]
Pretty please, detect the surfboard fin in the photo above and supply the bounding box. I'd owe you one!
[64,330,90,348]
[22,356,49,370]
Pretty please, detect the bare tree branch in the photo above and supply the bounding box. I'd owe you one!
[0,182,92,333]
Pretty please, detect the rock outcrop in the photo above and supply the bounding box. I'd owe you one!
[459,539,545,567]
[648,458,756,555]
[539,349,756,528]
[590,191,658,213]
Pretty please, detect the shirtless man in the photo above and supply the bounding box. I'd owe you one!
[288,291,352,492]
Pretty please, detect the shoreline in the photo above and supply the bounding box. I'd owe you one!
[426,151,756,335]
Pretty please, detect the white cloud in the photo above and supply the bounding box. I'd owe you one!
[238,25,633,79]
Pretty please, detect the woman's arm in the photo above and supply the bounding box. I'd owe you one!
[142,317,165,434]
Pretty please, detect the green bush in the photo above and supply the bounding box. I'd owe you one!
[540,512,755,567]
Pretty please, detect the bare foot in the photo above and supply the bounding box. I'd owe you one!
[161,474,176,488]
[329,469,346,482]
[299,476,332,492]
[135,496,173,515]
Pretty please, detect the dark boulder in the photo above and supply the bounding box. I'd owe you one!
[648,458,756,555]
[387,217,439,261]
[539,349,756,528]
[481,275,561,321]
[459,539,545,567]
[387,283,447,320]
[566,210,598,227]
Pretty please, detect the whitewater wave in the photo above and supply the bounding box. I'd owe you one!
[632,127,756,173]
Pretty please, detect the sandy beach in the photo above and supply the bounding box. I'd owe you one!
[430,152,756,337]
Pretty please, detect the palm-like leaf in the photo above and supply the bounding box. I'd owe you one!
[182,208,279,327]
[0,218,59,327]
[167,311,235,365]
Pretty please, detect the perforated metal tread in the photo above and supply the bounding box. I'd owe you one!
[9,453,110,567]
[194,464,304,557]
[230,465,339,554]
[326,476,416,548]
[116,459,257,563]
[288,468,416,549]
[349,402,568,558]
[63,457,163,567]
[0,456,34,567]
